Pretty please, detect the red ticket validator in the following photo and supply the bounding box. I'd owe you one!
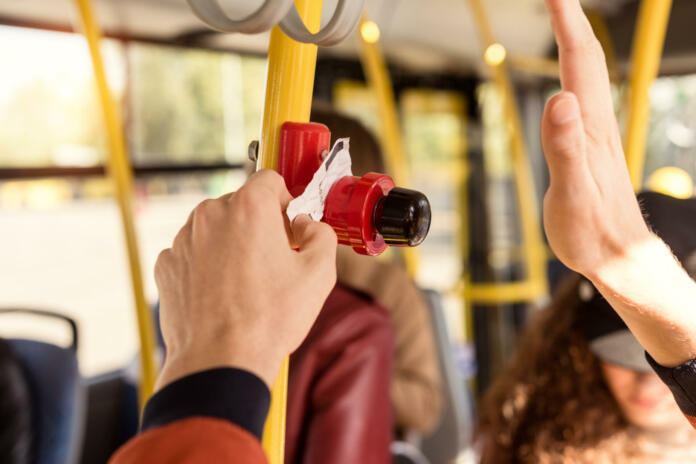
[278,121,430,256]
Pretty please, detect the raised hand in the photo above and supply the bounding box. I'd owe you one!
[542,0,696,368]
[541,0,651,277]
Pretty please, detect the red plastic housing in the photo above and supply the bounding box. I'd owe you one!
[277,122,331,197]
[323,173,395,255]
[277,122,394,256]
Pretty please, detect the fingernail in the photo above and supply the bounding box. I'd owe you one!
[293,214,311,226]
[551,96,580,126]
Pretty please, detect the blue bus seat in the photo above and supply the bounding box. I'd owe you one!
[80,302,161,464]
[1,309,86,464]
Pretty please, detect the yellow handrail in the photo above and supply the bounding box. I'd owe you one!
[465,0,548,305]
[624,0,673,190]
[72,0,158,407]
[507,54,560,79]
[257,1,322,462]
[358,14,419,276]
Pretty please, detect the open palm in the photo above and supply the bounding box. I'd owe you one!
[541,0,651,278]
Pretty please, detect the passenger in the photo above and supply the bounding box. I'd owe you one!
[0,339,32,464]
[109,177,696,464]
[309,104,443,436]
[285,107,441,463]
[110,1,696,462]
[285,285,393,464]
[539,0,696,431]
[477,193,696,463]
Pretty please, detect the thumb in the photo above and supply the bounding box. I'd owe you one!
[291,215,338,268]
[541,92,587,185]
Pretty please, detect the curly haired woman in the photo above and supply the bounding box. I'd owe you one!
[477,192,696,463]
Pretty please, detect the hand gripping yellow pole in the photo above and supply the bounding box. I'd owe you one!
[465,0,548,304]
[624,0,673,191]
[257,1,322,462]
[358,14,419,276]
[73,0,158,406]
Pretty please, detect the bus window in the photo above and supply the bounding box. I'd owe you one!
[333,80,380,135]
[402,89,468,343]
[129,44,265,166]
[0,26,263,375]
[645,75,696,193]
[0,26,123,168]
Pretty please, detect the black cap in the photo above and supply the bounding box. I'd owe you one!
[638,191,696,278]
[373,187,431,247]
[577,279,652,372]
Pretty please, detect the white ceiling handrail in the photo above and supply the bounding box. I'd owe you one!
[279,0,365,46]
[186,0,294,34]
[186,0,364,46]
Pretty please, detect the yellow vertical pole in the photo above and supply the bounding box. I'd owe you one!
[624,0,673,190]
[467,0,547,299]
[257,1,322,462]
[357,15,408,187]
[73,0,158,406]
[358,14,419,276]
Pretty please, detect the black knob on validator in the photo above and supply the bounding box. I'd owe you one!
[373,187,431,247]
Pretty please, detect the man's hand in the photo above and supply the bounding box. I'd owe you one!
[541,0,651,275]
[154,170,337,390]
[542,0,696,367]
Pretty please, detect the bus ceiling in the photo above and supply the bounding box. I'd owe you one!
[2,0,696,77]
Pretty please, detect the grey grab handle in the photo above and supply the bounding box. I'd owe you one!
[186,0,294,34]
[186,0,365,46]
[279,0,365,46]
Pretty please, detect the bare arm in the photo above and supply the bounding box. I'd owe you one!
[541,0,696,367]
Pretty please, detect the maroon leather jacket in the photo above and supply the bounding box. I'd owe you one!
[286,284,394,464]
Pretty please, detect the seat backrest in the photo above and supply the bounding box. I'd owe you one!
[79,369,139,464]
[419,290,475,464]
[1,309,85,464]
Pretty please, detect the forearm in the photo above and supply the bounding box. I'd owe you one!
[589,235,696,367]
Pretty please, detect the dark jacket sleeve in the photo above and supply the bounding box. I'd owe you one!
[647,353,696,428]
[109,367,271,463]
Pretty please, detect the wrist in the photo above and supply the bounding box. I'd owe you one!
[585,234,667,285]
[157,340,283,392]
[587,234,696,367]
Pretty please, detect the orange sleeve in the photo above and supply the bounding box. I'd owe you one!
[108,417,268,464]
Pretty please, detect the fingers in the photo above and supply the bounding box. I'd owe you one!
[545,0,594,51]
[542,92,589,186]
[244,169,293,210]
[154,248,174,289]
[291,215,337,276]
[545,0,614,130]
